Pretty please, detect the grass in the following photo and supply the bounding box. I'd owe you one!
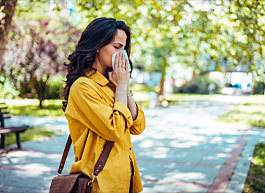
[3,99,64,117]
[131,83,222,107]
[219,95,265,128]
[243,143,265,193]
[4,127,57,147]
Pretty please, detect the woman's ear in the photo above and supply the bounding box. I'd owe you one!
[96,49,99,53]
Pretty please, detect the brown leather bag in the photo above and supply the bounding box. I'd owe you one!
[49,135,114,193]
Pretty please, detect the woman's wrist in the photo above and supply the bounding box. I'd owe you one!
[116,85,127,94]
[115,86,128,105]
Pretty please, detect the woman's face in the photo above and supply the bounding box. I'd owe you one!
[97,29,127,69]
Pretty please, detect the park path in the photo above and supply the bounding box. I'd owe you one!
[0,95,264,193]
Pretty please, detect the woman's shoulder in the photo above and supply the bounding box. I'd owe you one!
[71,76,97,92]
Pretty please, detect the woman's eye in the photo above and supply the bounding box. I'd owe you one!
[114,46,119,49]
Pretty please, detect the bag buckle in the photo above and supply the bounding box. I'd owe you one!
[88,173,96,186]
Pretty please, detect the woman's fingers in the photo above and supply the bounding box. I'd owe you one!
[116,51,127,72]
[111,51,129,87]
[125,58,129,73]
[118,52,123,70]
[114,52,119,71]
[122,52,126,71]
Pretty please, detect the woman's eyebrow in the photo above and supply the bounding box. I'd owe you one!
[113,42,125,46]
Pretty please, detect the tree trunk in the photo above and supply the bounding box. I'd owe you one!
[158,55,168,104]
[31,76,48,109]
[37,80,47,109]
[158,74,165,103]
[0,0,17,66]
[158,75,165,96]
[191,70,196,82]
[39,97,44,109]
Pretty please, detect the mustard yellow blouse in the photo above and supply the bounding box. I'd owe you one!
[65,70,146,193]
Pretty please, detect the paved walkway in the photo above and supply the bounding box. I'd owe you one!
[0,96,264,193]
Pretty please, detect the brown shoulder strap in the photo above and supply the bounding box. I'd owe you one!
[57,135,114,177]
[93,141,114,176]
[58,135,72,174]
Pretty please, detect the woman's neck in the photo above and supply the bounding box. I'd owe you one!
[92,57,108,78]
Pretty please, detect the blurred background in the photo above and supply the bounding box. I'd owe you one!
[0,0,264,127]
[1,0,264,106]
[0,0,264,192]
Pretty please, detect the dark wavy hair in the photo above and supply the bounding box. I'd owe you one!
[62,17,132,111]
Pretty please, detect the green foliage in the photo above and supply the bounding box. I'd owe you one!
[174,75,220,94]
[249,119,265,128]
[243,143,265,193]
[4,127,57,147]
[19,81,34,98]
[254,80,265,94]
[2,0,80,107]
[130,83,158,93]
[2,0,265,103]
[46,75,65,99]
[0,76,19,99]
[228,0,265,78]
[17,75,65,99]
[73,0,265,96]
[76,0,189,96]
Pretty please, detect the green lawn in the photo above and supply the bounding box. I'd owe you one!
[4,127,57,147]
[219,95,265,128]
[243,143,265,193]
[3,99,65,117]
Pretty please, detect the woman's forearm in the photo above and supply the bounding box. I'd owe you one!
[127,93,138,120]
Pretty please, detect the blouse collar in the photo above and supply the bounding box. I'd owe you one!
[85,70,109,86]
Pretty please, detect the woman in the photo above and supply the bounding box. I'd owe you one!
[63,17,145,193]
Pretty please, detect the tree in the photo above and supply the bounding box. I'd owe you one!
[0,0,17,66]
[174,0,265,85]
[76,0,189,101]
[2,0,81,107]
[136,1,188,100]
[227,0,265,79]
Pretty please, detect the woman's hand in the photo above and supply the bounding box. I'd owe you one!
[108,51,130,92]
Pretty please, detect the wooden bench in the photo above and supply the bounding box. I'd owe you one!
[0,103,30,149]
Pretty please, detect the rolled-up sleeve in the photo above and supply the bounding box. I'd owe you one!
[129,102,145,135]
[66,81,133,142]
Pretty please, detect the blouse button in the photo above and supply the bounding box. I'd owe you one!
[129,147,132,153]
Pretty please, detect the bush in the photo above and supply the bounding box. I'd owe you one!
[254,81,265,94]
[16,75,64,99]
[249,119,265,128]
[174,75,220,94]
[0,76,19,99]
[46,75,65,99]
[17,75,65,99]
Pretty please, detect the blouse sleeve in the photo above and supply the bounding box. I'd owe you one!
[129,102,146,135]
[65,80,133,142]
